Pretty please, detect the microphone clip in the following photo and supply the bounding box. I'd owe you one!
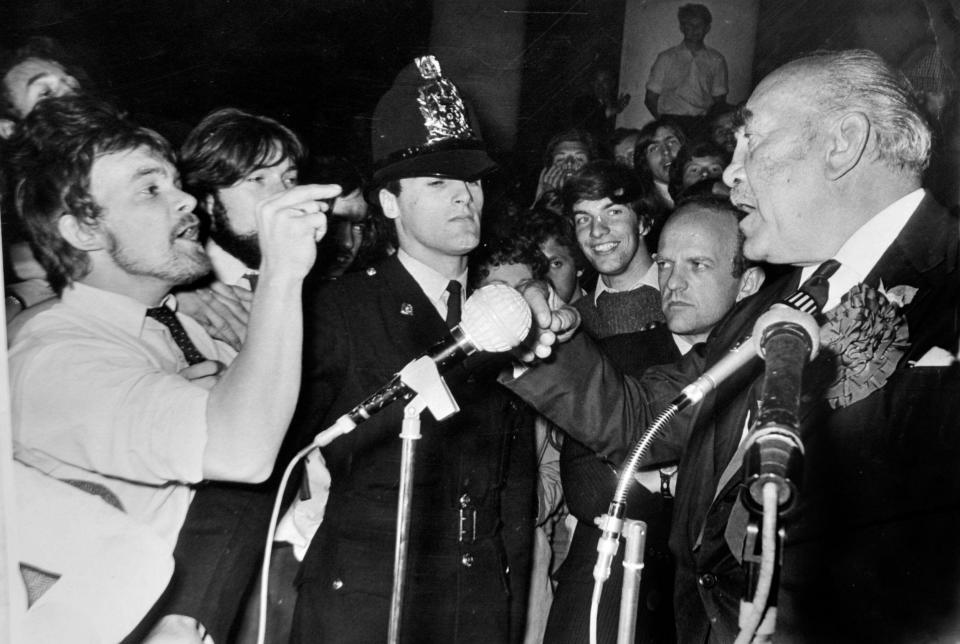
[396,355,460,430]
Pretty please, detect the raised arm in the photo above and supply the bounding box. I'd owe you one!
[203,183,338,481]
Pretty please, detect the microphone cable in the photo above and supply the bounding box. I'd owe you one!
[256,442,316,644]
[590,401,684,644]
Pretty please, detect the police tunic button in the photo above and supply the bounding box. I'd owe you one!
[365,267,377,276]
[697,573,717,589]
[401,303,414,316]
[332,578,344,590]
[461,553,474,567]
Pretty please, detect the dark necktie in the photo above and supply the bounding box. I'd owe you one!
[446,280,462,328]
[146,305,206,365]
[783,259,841,315]
[243,271,259,292]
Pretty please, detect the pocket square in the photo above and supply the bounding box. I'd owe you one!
[911,346,957,367]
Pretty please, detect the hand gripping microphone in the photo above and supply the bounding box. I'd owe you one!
[317,283,532,445]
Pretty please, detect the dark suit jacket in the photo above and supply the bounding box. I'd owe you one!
[289,255,536,644]
[508,194,960,643]
[546,321,681,644]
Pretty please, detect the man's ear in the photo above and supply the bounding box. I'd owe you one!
[0,118,15,139]
[638,219,652,238]
[735,265,764,302]
[379,188,400,220]
[825,111,869,181]
[202,194,216,217]
[57,214,105,252]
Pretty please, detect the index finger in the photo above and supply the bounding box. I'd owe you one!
[265,184,342,211]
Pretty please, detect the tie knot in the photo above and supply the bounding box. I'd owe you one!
[446,280,462,297]
[784,259,842,315]
[145,305,178,325]
[811,259,841,281]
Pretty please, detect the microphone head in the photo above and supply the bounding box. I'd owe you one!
[460,283,532,352]
[753,304,822,360]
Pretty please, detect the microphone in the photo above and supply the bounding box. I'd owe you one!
[742,306,820,514]
[672,277,829,410]
[325,283,532,437]
[672,305,816,410]
[594,290,824,603]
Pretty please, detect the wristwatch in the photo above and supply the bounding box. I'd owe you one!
[659,465,678,499]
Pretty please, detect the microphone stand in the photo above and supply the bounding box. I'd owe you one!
[735,319,815,644]
[385,356,461,644]
[739,514,783,643]
[617,519,647,644]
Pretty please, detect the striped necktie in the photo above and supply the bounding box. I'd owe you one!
[783,259,841,316]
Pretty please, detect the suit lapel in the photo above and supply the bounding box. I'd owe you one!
[682,275,797,544]
[861,193,959,363]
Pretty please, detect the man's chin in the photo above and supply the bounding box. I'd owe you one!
[741,224,771,263]
[743,243,766,263]
[171,255,214,286]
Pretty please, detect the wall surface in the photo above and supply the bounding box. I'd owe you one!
[430,0,528,153]
[617,0,759,128]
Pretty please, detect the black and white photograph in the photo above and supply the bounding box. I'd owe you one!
[1,0,958,642]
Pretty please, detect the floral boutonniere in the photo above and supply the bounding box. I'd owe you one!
[877,280,918,308]
[818,283,911,409]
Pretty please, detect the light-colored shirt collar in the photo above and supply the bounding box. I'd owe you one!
[206,240,256,289]
[62,281,176,337]
[593,261,660,304]
[397,249,467,319]
[800,188,923,312]
[672,333,695,355]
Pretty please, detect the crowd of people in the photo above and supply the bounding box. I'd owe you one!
[2,3,960,643]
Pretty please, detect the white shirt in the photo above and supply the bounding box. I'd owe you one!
[10,281,237,548]
[15,462,174,644]
[206,240,256,290]
[800,189,923,312]
[673,333,695,356]
[397,249,467,320]
[646,43,728,116]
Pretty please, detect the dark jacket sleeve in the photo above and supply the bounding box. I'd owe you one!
[501,330,701,465]
[287,279,350,456]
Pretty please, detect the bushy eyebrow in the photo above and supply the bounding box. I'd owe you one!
[732,106,752,130]
[131,164,182,187]
[132,165,169,180]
